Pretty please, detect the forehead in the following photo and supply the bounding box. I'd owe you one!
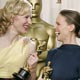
[24,12,32,17]
[56,14,66,23]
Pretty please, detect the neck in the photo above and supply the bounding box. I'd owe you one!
[63,34,77,45]
[3,25,19,43]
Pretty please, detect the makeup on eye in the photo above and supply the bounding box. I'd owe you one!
[25,15,32,19]
[24,15,30,18]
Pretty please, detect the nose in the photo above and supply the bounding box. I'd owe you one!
[55,26,59,32]
[54,24,58,32]
[27,17,32,25]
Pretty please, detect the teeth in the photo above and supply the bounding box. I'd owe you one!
[55,32,60,36]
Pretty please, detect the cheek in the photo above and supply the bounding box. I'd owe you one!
[14,18,22,25]
[60,28,68,40]
[14,21,24,30]
[15,17,25,24]
[16,20,25,27]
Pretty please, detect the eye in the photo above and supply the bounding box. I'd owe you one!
[25,16,32,19]
[25,16,29,18]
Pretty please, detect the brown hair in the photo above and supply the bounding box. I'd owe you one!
[60,10,80,38]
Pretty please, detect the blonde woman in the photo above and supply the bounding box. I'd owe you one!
[0,0,38,80]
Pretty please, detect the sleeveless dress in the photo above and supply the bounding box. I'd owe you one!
[0,37,36,78]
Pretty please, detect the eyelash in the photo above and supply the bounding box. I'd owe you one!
[25,16,29,18]
[25,16,32,19]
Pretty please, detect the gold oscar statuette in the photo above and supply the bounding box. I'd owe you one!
[13,65,30,80]
[13,38,38,80]
[41,61,53,80]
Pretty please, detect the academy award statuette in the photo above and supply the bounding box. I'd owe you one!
[13,37,38,80]
[13,67,30,80]
[42,61,53,80]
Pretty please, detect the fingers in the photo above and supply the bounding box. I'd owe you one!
[27,52,38,67]
[30,52,38,55]
[29,52,38,60]
[29,52,38,62]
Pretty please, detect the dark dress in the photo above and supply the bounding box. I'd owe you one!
[46,44,80,80]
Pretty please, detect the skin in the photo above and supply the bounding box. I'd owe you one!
[55,14,77,44]
[13,14,32,34]
[0,13,32,48]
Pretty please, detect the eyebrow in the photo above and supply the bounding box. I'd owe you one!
[56,21,60,25]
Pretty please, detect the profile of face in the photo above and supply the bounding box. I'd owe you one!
[55,14,71,42]
[13,14,31,35]
[28,0,42,17]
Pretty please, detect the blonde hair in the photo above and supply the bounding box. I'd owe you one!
[0,0,31,36]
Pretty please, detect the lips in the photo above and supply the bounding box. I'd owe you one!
[23,25,29,30]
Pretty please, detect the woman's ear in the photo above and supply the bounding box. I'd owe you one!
[68,24,75,32]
